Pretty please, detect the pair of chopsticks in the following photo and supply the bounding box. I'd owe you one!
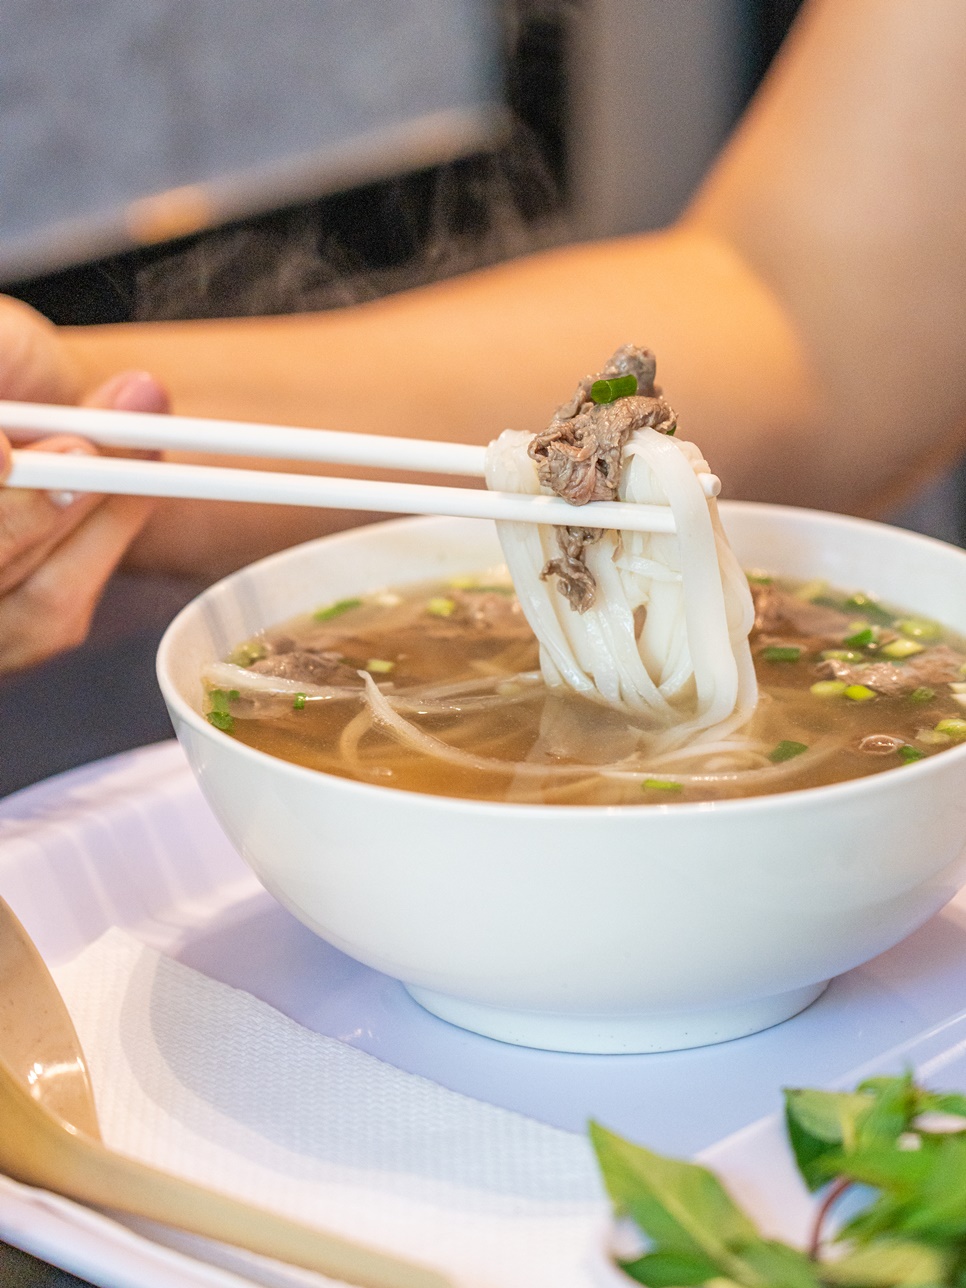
[0,400,719,535]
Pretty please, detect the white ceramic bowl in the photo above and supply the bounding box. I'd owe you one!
[157,503,966,1054]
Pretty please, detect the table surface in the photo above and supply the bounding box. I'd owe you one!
[0,1241,92,1287]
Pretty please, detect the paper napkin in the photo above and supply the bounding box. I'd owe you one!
[52,931,610,1288]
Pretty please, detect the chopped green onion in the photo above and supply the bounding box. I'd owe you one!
[793,578,827,602]
[843,593,893,625]
[820,649,866,663]
[881,638,925,659]
[745,571,773,586]
[761,645,802,663]
[314,597,363,622]
[293,693,307,710]
[365,658,395,674]
[918,727,953,745]
[844,684,877,702]
[810,680,848,698]
[642,778,682,792]
[843,626,876,649]
[229,640,266,667]
[896,617,942,641]
[769,740,808,763]
[208,688,239,715]
[590,373,638,404]
[207,688,239,732]
[426,597,457,618]
[936,718,966,740]
[898,745,925,763]
[909,687,936,703]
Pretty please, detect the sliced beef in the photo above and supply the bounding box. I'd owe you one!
[751,583,853,643]
[528,345,676,612]
[554,344,659,420]
[444,589,533,637]
[815,644,965,696]
[529,395,675,505]
[250,649,361,687]
[539,527,601,614]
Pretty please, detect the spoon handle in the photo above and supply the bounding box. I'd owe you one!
[0,1068,450,1288]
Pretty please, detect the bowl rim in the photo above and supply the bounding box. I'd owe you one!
[156,502,966,819]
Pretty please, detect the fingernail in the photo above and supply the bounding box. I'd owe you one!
[97,370,170,414]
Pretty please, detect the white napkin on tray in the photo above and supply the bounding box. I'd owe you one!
[52,930,610,1288]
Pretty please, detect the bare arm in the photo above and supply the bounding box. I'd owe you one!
[59,0,966,579]
[62,228,810,577]
[690,0,966,513]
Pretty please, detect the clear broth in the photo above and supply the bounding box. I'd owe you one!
[208,575,966,805]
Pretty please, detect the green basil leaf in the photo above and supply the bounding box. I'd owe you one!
[784,1089,876,1189]
[590,1121,759,1273]
[819,1238,949,1286]
[616,1250,724,1286]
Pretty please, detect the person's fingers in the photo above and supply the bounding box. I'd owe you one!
[0,436,104,594]
[0,369,170,595]
[0,492,155,673]
[82,369,170,414]
[0,296,80,405]
[0,335,172,671]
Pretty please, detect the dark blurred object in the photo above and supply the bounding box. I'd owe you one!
[0,0,503,286]
[569,0,750,239]
[0,572,204,798]
[747,0,808,82]
[0,1241,92,1288]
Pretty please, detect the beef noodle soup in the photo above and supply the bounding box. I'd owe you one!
[201,346,966,804]
[202,572,966,805]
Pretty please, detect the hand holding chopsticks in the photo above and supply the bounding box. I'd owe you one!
[0,400,720,535]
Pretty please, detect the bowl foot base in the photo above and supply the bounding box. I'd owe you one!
[404,980,829,1053]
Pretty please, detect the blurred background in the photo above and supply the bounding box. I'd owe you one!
[14,0,955,810]
[3,0,801,322]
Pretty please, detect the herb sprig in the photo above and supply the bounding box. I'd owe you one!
[592,1074,966,1286]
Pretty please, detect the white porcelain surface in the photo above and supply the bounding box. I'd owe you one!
[157,504,966,1053]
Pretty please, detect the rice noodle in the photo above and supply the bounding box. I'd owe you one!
[202,661,360,701]
[359,673,596,779]
[358,673,830,793]
[484,425,757,753]
[337,706,376,776]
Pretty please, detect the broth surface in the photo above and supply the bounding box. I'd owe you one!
[205,573,966,805]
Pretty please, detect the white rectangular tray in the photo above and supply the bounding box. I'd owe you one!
[4,740,966,1285]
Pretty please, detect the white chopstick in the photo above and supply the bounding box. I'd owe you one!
[5,450,687,534]
[0,399,721,497]
[0,399,487,477]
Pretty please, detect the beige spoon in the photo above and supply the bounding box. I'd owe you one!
[0,897,450,1288]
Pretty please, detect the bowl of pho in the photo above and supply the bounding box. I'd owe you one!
[157,347,966,1053]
